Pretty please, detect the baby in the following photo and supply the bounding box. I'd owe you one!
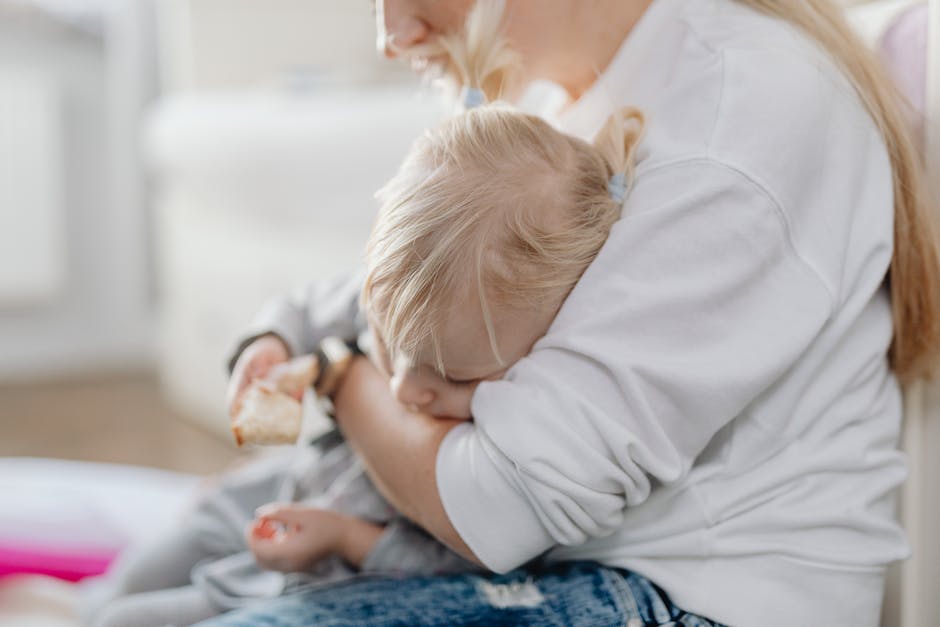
[242,100,643,575]
[88,3,643,625]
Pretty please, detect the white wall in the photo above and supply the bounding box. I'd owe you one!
[155,0,410,93]
[0,9,156,380]
[0,68,66,308]
[144,0,431,432]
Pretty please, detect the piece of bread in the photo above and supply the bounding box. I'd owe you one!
[265,354,318,395]
[231,384,303,447]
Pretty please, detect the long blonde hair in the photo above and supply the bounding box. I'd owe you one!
[438,0,519,104]
[736,0,940,383]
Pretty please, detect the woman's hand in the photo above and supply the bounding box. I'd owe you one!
[331,357,482,566]
[227,334,292,418]
[246,503,384,572]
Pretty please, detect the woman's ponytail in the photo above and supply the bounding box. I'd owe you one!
[439,0,519,104]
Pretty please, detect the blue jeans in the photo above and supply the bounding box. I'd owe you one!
[193,561,723,626]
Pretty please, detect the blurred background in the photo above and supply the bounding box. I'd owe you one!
[0,0,448,475]
[0,0,925,475]
[0,0,923,475]
[0,0,936,624]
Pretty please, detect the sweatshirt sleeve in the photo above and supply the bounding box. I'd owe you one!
[436,159,835,573]
[228,270,366,370]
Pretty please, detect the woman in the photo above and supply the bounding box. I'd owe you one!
[215,0,940,625]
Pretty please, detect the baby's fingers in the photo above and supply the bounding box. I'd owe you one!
[254,503,324,528]
[247,532,290,572]
[250,517,280,540]
[227,336,291,417]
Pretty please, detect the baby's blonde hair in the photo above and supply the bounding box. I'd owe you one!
[363,0,644,374]
[363,105,644,373]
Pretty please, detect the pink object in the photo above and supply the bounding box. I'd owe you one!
[0,458,199,583]
[0,542,117,582]
[879,4,928,146]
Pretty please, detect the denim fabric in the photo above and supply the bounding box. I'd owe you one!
[193,561,724,627]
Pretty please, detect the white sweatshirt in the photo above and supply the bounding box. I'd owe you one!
[436,1,908,625]
[239,0,908,624]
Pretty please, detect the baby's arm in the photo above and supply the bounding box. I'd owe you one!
[246,503,384,573]
[227,272,366,417]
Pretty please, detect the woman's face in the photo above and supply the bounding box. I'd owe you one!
[374,0,474,59]
[374,0,575,86]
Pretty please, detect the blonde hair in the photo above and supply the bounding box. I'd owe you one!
[363,106,644,373]
[363,0,644,373]
[735,0,940,382]
[438,0,519,104]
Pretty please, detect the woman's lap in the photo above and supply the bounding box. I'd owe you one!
[193,561,722,627]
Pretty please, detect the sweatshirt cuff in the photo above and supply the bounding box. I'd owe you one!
[226,330,294,374]
[436,422,554,573]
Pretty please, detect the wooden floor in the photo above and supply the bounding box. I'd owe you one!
[0,372,242,475]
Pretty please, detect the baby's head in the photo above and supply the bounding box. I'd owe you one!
[362,105,643,419]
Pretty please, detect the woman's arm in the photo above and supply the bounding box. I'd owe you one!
[332,356,483,566]
[333,160,836,574]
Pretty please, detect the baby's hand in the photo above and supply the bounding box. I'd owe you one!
[227,334,292,418]
[246,503,346,573]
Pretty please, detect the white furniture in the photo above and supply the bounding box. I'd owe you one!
[147,86,447,436]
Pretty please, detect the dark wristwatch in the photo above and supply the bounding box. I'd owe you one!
[312,336,364,399]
